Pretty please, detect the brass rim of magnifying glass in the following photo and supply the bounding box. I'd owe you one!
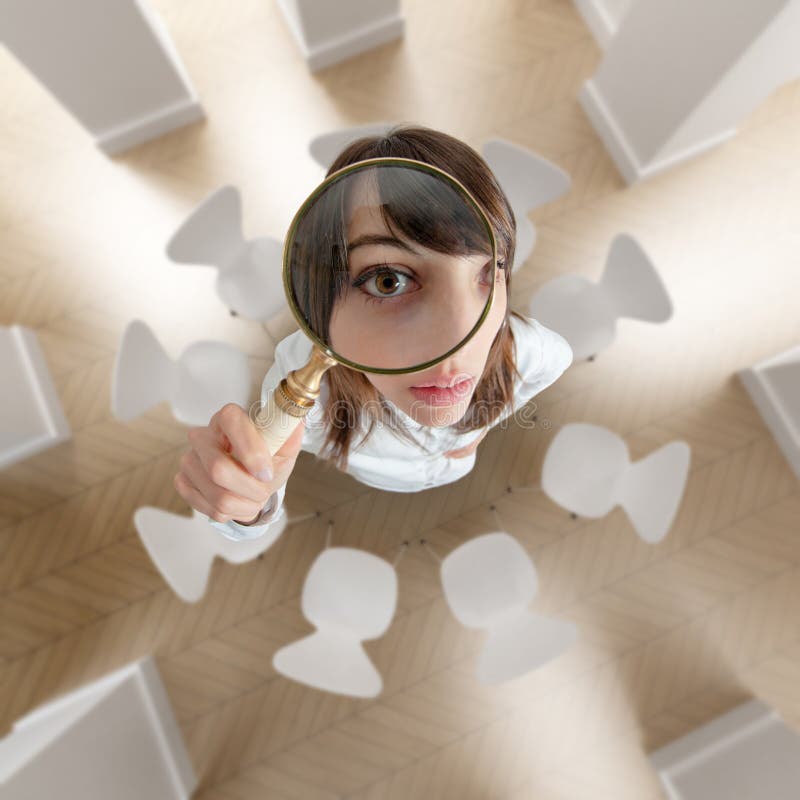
[281,156,499,376]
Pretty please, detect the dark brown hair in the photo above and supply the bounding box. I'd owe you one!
[305,124,529,470]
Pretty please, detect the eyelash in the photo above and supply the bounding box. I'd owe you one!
[351,260,501,305]
[351,264,418,305]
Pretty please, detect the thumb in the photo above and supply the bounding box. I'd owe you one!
[272,418,306,465]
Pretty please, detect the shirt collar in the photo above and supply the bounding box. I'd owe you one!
[380,399,466,446]
[383,397,426,431]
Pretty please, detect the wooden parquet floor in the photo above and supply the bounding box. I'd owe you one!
[1,0,799,797]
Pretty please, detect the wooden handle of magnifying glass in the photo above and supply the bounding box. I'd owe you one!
[253,346,338,455]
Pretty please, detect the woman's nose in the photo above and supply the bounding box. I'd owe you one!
[433,272,492,342]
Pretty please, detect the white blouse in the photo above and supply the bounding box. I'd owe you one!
[208,314,573,541]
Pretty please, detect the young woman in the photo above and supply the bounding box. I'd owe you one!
[174,125,573,541]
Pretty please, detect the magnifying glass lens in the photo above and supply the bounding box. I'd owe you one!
[287,160,496,373]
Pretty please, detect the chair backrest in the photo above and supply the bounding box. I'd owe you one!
[541,423,629,517]
[111,319,176,422]
[166,185,244,268]
[440,532,538,628]
[482,138,570,213]
[302,548,398,640]
[477,611,579,685]
[482,138,570,269]
[309,122,396,170]
[272,630,384,697]
[599,234,673,322]
[616,441,691,543]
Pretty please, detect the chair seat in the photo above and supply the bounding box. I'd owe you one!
[542,423,628,517]
[302,548,398,639]
[440,532,538,628]
[216,237,286,321]
[173,341,251,426]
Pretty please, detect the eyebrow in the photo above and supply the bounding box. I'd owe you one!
[347,234,420,255]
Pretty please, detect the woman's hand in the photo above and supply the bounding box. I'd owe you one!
[174,402,305,525]
[443,429,487,459]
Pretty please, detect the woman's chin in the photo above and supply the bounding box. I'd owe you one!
[407,399,471,428]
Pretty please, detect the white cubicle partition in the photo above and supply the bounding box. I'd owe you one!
[572,0,633,48]
[738,343,800,482]
[276,0,404,71]
[0,325,71,470]
[650,699,800,800]
[577,0,800,184]
[1,0,205,154]
[0,655,197,799]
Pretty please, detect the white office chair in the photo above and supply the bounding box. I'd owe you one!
[527,233,673,360]
[272,547,398,697]
[166,186,286,322]
[482,138,571,271]
[111,319,251,426]
[541,423,691,544]
[133,507,295,603]
[441,532,578,684]
[309,122,396,170]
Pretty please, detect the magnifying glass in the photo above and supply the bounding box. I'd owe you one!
[254,156,499,454]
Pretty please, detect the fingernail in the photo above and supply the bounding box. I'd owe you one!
[254,468,273,482]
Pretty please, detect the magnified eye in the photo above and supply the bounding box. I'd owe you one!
[353,267,420,301]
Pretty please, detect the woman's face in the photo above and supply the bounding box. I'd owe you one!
[328,171,508,428]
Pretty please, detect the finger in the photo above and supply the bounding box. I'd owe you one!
[174,471,233,524]
[272,418,306,464]
[182,450,264,521]
[191,429,273,502]
[266,420,306,487]
[212,403,274,480]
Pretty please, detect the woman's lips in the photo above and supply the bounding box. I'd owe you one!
[409,377,475,406]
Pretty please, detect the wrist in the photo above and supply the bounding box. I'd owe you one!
[233,492,277,527]
[235,511,262,526]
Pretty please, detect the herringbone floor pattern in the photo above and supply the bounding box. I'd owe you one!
[2,0,799,797]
